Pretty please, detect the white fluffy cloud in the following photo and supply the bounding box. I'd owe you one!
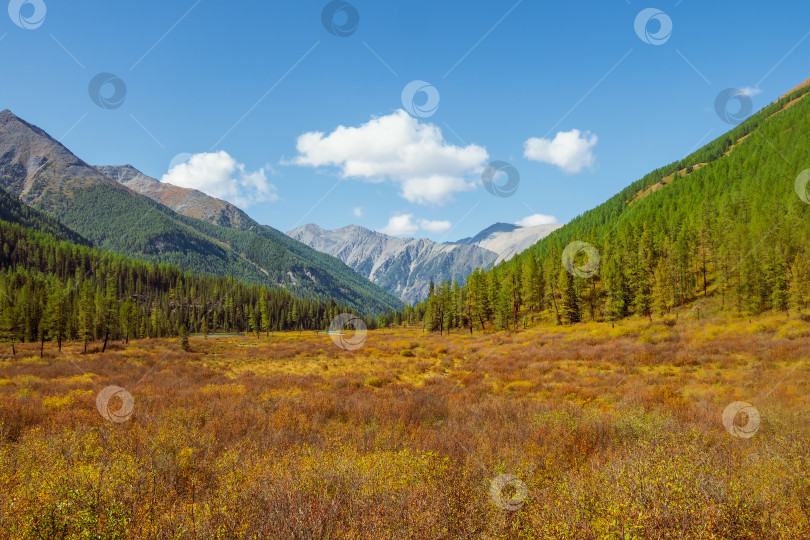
[739,86,762,97]
[515,214,559,227]
[162,151,278,208]
[419,219,452,234]
[291,110,489,205]
[352,206,364,218]
[379,214,452,236]
[523,129,597,174]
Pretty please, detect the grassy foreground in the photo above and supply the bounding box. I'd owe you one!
[2,314,810,538]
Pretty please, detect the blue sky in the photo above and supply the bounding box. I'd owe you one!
[1,0,808,240]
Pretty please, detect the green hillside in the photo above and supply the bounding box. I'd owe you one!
[0,217,356,352]
[0,110,403,316]
[0,185,89,246]
[395,80,810,330]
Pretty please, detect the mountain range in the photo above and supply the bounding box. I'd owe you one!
[287,222,560,304]
[0,110,403,315]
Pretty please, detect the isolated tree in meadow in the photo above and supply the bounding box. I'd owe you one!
[178,323,190,352]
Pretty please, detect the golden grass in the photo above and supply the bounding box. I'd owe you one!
[1,313,810,538]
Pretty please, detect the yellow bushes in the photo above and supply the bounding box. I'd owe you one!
[0,319,809,537]
[41,394,76,410]
[777,320,810,339]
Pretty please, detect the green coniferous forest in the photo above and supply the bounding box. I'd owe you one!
[0,215,359,354]
[394,83,810,332]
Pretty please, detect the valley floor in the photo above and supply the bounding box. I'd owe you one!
[2,314,810,538]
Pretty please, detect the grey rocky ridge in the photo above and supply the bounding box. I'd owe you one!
[287,221,561,304]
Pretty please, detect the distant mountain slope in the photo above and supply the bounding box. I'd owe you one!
[0,110,402,315]
[97,165,254,231]
[288,224,499,303]
[453,222,562,263]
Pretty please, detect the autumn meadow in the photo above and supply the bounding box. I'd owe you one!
[2,309,810,539]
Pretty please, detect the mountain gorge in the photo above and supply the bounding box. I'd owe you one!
[288,222,560,303]
[0,110,403,314]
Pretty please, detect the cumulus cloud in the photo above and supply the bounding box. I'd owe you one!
[739,86,762,97]
[352,206,364,218]
[515,214,559,227]
[162,151,277,208]
[290,110,489,205]
[524,129,597,174]
[419,219,452,234]
[379,214,452,236]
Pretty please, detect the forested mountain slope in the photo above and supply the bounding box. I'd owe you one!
[0,218,354,351]
[97,165,255,231]
[398,79,810,331]
[0,184,89,246]
[0,111,403,315]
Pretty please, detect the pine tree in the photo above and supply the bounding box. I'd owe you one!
[120,298,136,343]
[560,269,581,324]
[260,290,269,337]
[249,307,259,338]
[100,276,119,352]
[1,294,21,356]
[178,323,190,352]
[790,253,809,313]
[77,281,95,353]
[43,285,68,351]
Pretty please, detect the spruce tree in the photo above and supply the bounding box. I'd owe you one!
[178,323,190,352]
[560,269,581,324]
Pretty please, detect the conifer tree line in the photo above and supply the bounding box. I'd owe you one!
[386,84,810,332]
[0,220,360,354]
